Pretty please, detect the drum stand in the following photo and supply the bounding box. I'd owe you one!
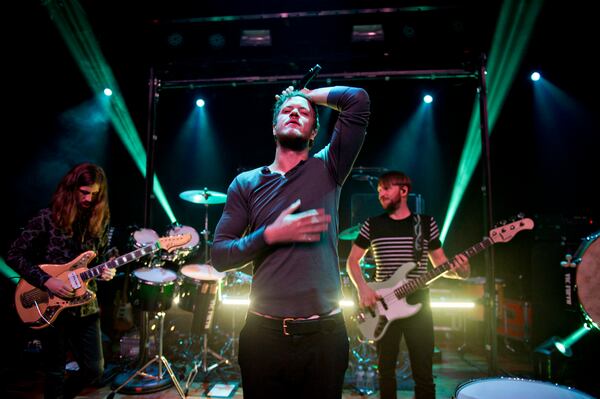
[108,311,185,398]
[183,332,232,395]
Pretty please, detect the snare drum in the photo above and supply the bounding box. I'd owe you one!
[178,264,225,334]
[165,225,201,264]
[454,377,594,398]
[128,267,178,312]
[575,231,600,328]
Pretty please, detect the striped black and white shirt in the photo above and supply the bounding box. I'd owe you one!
[354,213,442,282]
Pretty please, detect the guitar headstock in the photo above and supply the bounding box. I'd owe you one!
[489,216,534,244]
[157,233,192,252]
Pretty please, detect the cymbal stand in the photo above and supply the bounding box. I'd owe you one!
[182,288,232,396]
[201,202,210,263]
[107,311,185,399]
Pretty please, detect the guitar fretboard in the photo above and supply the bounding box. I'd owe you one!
[394,237,493,298]
[80,244,157,281]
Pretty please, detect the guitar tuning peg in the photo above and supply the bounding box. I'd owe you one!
[565,254,572,261]
[517,212,525,219]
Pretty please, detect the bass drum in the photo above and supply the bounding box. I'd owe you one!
[454,377,594,398]
[575,230,600,328]
[165,224,201,265]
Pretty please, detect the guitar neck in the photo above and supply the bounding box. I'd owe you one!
[405,237,493,294]
[79,243,158,282]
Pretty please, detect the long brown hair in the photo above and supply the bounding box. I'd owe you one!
[50,163,110,238]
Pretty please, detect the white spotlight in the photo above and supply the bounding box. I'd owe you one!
[423,94,433,104]
[196,99,206,108]
[530,72,541,81]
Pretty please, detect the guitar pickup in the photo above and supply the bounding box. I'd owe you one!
[67,272,82,289]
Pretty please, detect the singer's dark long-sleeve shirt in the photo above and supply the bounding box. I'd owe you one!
[211,86,370,317]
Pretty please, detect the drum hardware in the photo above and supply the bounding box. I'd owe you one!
[179,187,227,264]
[110,267,181,396]
[107,311,185,399]
[177,264,233,396]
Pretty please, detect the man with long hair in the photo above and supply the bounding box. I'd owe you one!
[7,162,116,399]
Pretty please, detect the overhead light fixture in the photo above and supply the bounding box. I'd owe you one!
[240,29,272,47]
[352,24,384,42]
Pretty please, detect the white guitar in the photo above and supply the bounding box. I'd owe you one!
[354,217,534,341]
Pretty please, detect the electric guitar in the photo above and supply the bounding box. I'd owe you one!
[14,234,191,329]
[355,217,534,341]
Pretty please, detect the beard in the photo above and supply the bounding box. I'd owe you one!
[382,198,401,212]
[275,134,311,151]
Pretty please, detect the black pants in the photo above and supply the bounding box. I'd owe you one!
[40,312,104,399]
[376,301,435,399]
[238,312,349,399]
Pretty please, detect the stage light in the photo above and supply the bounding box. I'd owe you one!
[553,323,593,357]
[103,88,112,96]
[340,299,355,308]
[430,301,475,309]
[531,71,541,81]
[240,29,271,47]
[196,98,206,108]
[352,24,384,42]
[423,94,433,104]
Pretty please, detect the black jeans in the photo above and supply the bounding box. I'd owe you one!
[376,299,435,399]
[238,312,349,399]
[40,312,104,399]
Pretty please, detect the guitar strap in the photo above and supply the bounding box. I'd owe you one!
[412,214,424,268]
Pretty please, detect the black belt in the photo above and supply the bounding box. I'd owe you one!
[247,311,345,336]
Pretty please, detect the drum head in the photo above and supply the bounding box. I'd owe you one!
[576,231,600,326]
[455,377,594,398]
[181,264,225,281]
[132,267,178,284]
[132,228,160,247]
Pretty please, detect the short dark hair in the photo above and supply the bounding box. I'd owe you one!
[378,171,412,192]
[272,90,320,132]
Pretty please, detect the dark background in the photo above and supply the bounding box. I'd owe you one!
[2,0,598,394]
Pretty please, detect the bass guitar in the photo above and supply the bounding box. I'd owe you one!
[355,217,534,341]
[14,234,191,329]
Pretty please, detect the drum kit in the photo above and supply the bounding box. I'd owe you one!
[109,187,250,397]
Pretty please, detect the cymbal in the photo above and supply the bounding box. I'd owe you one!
[339,224,360,241]
[179,188,227,205]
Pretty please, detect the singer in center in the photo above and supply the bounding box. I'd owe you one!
[211,80,371,399]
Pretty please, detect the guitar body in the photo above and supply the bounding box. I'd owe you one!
[14,251,97,329]
[353,217,534,342]
[356,262,423,341]
[14,233,196,329]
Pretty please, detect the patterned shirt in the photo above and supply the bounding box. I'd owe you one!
[7,208,109,317]
[354,213,442,282]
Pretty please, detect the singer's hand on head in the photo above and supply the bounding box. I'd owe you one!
[275,85,296,101]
